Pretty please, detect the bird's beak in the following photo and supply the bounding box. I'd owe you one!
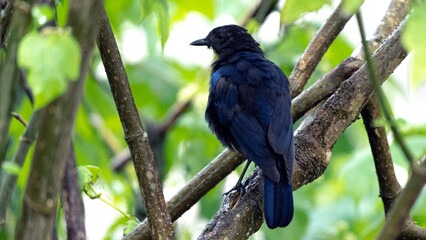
[190,38,209,46]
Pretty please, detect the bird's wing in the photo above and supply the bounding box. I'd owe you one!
[211,59,282,182]
[267,64,294,184]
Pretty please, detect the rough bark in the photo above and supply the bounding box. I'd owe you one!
[291,57,363,121]
[96,6,174,239]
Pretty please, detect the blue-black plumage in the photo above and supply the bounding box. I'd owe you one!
[191,24,295,229]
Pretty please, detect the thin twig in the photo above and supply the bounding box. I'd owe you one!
[11,112,28,127]
[356,11,414,163]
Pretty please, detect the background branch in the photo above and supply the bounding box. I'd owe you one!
[289,1,357,98]
[0,109,41,231]
[61,144,86,240]
[0,0,32,169]
[96,6,174,239]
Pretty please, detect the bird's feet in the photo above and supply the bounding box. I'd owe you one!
[222,182,246,197]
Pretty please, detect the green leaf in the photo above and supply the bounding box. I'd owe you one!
[32,4,55,27]
[169,0,214,21]
[2,161,21,175]
[18,28,81,109]
[56,0,69,27]
[341,0,364,15]
[77,166,92,191]
[141,0,170,50]
[123,217,140,236]
[281,0,331,25]
[402,1,426,87]
[77,165,101,191]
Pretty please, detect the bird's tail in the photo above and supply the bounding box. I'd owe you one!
[263,173,294,228]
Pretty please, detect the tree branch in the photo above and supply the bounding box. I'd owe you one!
[0,109,41,231]
[61,144,86,240]
[0,0,32,170]
[377,156,426,240]
[362,95,426,240]
[291,57,362,121]
[289,1,357,98]
[96,6,174,239]
[357,11,414,164]
[0,0,14,49]
[361,95,402,212]
[15,0,102,238]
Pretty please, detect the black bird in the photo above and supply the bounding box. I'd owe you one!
[191,25,295,228]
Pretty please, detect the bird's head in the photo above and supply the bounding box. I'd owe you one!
[190,25,263,59]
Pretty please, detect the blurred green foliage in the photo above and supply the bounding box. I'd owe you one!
[1,0,425,239]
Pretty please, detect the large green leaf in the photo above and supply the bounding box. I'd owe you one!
[141,0,170,50]
[18,28,81,109]
[402,1,426,87]
[281,0,331,25]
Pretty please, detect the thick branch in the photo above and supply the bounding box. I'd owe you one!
[96,6,174,239]
[289,2,356,98]
[199,22,407,239]
[15,1,102,239]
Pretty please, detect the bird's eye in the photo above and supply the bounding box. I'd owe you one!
[217,32,225,39]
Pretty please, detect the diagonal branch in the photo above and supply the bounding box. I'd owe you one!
[96,6,174,239]
[289,1,357,98]
[291,57,362,121]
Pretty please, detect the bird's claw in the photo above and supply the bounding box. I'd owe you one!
[222,182,246,197]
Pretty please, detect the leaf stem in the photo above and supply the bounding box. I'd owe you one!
[86,184,132,219]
